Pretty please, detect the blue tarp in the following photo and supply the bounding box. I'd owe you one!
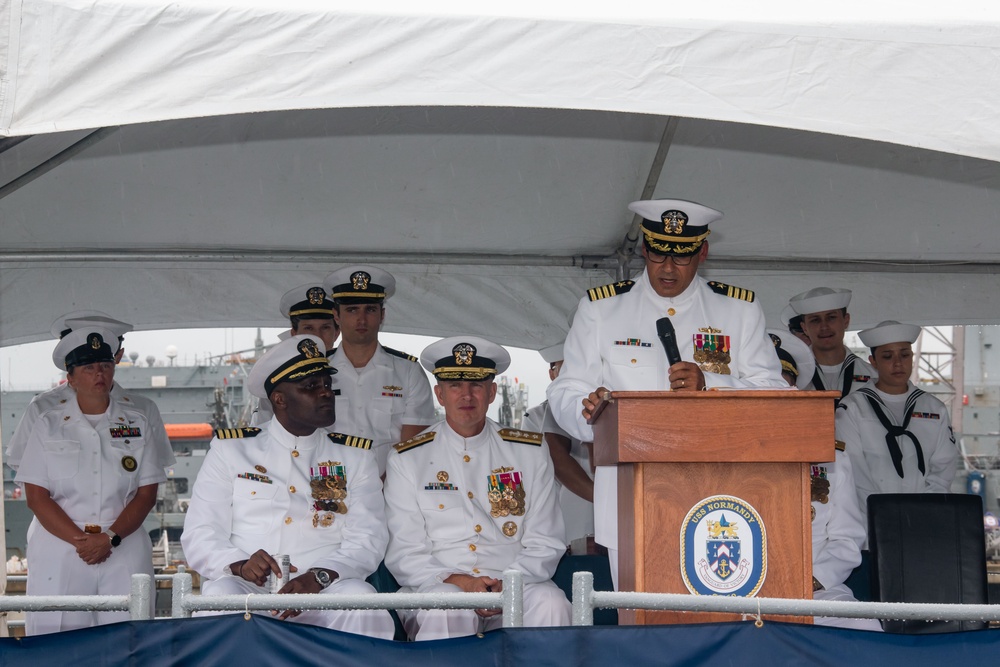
[3,616,1000,666]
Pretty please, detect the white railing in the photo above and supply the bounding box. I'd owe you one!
[4,569,1000,633]
[570,571,1000,625]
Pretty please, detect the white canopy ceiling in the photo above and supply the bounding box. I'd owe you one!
[2,2,1000,350]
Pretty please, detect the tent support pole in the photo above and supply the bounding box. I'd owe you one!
[0,127,118,201]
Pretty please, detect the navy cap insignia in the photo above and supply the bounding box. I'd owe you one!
[89,333,103,350]
[662,209,687,235]
[680,495,767,597]
[453,343,476,366]
[298,338,323,359]
[351,271,371,290]
[307,286,326,305]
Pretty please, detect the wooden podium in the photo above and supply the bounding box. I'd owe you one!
[592,390,839,625]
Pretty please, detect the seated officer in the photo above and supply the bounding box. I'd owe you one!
[182,335,394,638]
[769,331,880,631]
[252,284,341,426]
[383,336,571,640]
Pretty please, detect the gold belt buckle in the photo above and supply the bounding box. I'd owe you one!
[84,524,102,534]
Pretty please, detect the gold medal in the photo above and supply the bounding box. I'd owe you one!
[255,465,267,474]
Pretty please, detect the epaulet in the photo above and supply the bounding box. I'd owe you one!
[215,427,262,440]
[707,281,755,303]
[587,280,634,302]
[382,346,419,362]
[498,428,543,446]
[393,432,436,453]
[835,440,846,452]
[327,432,373,449]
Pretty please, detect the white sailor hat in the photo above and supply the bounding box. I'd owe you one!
[421,336,510,381]
[539,342,564,364]
[53,326,118,371]
[247,335,336,399]
[324,265,396,304]
[766,328,814,390]
[628,199,723,256]
[52,310,133,340]
[277,329,292,341]
[788,287,852,316]
[279,284,336,320]
[858,320,921,350]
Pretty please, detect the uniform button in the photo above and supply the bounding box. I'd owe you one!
[289,486,296,493]
[469,544,476,552]
[285,517,293,524]
[631,358,637,364]
[667,308,676,316]
[473,568,480,574]
[474,524,482,533]
[291,451,300,458]
[463,455,471,463]
[438,504,445,509]
[467,491,474,499]
[250,491,256,496]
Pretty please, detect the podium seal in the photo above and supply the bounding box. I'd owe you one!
[680,495,767,597]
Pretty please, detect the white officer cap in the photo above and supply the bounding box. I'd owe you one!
[421,336,511,380]
[766,328,814,390]
[539,342,564,364]
[628,199,723,256]
[53,326,118,371]
[788,287,852,316]
[277,329,292,341]
[247,335,336,399]
[858,321,921,350]
[324,265,396,304]
[52,310,133,340]
[278,284,336,320]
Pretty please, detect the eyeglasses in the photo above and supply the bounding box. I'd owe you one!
[645,252,695,266]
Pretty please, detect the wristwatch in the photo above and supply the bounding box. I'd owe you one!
[310,568,335,589]
[106,530,122,548]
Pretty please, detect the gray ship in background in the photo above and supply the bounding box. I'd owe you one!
[1,335,264,567]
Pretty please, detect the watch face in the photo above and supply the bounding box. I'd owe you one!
[111,535,122,547]
[314,569,330,586]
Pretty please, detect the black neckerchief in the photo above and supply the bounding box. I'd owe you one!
[812,353,858,407]
[856,386,926,479]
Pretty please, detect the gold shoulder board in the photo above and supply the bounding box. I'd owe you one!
[707,281,755,303]
[214,427,262,440]
[393,431,437,453]
[382,346,419,362]
[498,428,543,446]
[587,280,635,302]
[835,440,846,452]
[328,432,373,449]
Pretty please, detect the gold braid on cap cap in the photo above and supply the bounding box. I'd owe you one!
[288,306,335,317]
[432,367,497,381]
[642,229,711,255]
[779,359,798,377]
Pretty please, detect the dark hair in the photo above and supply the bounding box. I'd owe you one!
[788,315,805,334]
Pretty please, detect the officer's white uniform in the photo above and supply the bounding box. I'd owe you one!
[547,270,786,578]
[384,418,570,639]
[521,402,546,434]
[16,390,174,635]
[811,447,882,630]
[836,383,958,542]
[541,405,594,542]
[182,419,394,638]
[330,344,435,476]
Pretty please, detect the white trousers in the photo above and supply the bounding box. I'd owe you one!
[26,522,153,636]
[813,584,884,631]
[397,579,571,641]
[199,575,395,639]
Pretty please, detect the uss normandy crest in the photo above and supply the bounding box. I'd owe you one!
[680,495,767,597]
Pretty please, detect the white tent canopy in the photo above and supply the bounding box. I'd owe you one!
[3,1,1000,350]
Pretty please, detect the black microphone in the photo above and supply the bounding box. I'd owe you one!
[656,317,683,366]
